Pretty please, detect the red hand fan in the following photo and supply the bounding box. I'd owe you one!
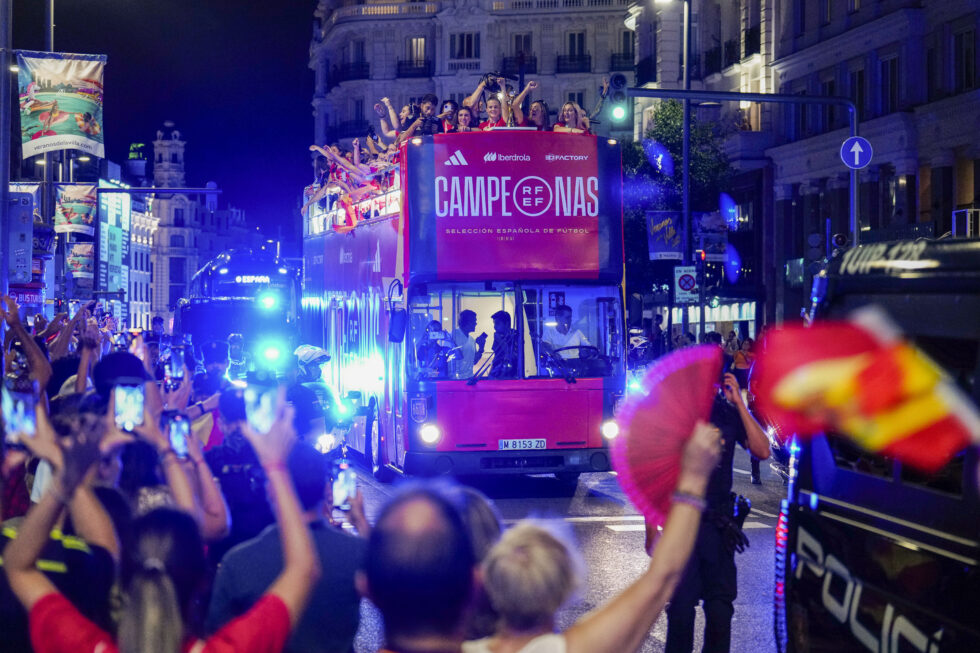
[612,345,723,526]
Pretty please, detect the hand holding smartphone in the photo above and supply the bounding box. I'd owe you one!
[2,384,37,447]
[162,411,190,458]
[332,461,357,511]
[114,384,145,432]
[244,385,277,433]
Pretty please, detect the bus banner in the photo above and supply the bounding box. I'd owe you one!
[406,131,622,282]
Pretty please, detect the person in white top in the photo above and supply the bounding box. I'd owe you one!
[450,310,487,379]
[541,305,590,359]
[463,421,722,653]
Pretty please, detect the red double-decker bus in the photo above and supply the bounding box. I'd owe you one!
[302,130,625,480]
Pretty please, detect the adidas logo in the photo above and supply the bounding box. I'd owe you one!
[444,149,469,166]
[484,152,497,162]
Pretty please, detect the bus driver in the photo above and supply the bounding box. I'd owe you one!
[541,305,590,359]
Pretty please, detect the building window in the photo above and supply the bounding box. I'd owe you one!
[795,91,808,139]
[954,29,976,93]
[849,67,865,121]
[169,234,185,248]
[408,37,426,61]
[567,91,584,108]
[173,208,185,227]
[349,39,366,63]
[926,45,941,101]
[513,33,532,56]
[169,286,182,309]
[169,258,186,284]
[880,57,899,115]
[170,152,178,163]
[820,0,831,25]
[567,31,586,57]
[821,78,836,130]
[794,0,805,36]
[450,32,480,59]
[847,0,860,12]
[621,31,634,57]
[352,98,364,120]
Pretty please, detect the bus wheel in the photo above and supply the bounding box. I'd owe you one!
[366,409,394,483]
[555,472,581,485]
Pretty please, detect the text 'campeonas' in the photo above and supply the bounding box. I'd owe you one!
[434,176,599,218]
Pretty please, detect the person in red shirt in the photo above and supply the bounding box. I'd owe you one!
[478,96,507,130]
[452,106,480,133]
[4,390,320,653]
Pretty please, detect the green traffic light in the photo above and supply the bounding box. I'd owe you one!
[612,105,627,121]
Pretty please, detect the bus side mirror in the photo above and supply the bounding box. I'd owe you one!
[388,308,407,343]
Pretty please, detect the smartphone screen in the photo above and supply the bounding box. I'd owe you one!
[2,386,37,445]
[243,385,277,433]
[333,463,356,510]
[166,347,186,379]
[167,414,190,458]
[114,385,145,431]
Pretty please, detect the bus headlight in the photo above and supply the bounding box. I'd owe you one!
[419,423,441,445]
[601,420,620,440]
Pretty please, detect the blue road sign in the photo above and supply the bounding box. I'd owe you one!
[840,136,873,170]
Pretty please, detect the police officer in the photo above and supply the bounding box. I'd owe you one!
[663,372,770,653]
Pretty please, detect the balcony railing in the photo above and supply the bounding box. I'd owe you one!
[448,60,480,72]
[704,46,722,76]
[744,24,760,57]
[336,61,370,83]
[330,2,439,24]
[637,56,656,85]
[556,53,591,74]
[723,39,739,68]
[502,54,538,76]
[328,120,371,141]
[491,0,627,9]
[610,52,634,71]
[397,59,433,78]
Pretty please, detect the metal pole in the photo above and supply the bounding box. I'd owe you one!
[0,0,11,297]
[680,0,691,337]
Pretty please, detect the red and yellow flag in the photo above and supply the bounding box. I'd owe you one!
[754,309,980,472]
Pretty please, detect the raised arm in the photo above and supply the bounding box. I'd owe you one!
[3,296,53,390]
[242,389,320,625]
[563,421,721,653]
[722,373,771,459]
[511,80,538,124]
[132,402,203,526]
[381,97,400,130]
[184,428,230,541]
[462,78,487,109]
[588,77,609,121]
[4,422,103,611]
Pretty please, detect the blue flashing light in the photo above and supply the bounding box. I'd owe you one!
[258,292,278,310]
[628,379,643,393]
[218,267,229,275]
[809,492,819,511]
[642,139,674,177]
[719,192,738,230]
[278,267,288,274]
[724,244,742,284]
[257,339,286,365]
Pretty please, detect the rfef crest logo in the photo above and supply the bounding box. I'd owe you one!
[410,397,428,423]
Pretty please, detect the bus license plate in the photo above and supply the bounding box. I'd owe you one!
[499,438,546,451]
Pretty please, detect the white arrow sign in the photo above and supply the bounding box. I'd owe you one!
[849,141,864,166]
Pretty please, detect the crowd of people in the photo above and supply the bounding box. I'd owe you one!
[302,75,610,230]
[0,294,748,653]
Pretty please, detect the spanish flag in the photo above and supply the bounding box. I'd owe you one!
[754,307,980,472]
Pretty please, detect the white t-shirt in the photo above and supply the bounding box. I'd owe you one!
[463,634,567,653]
[542,326,590,358]
[451,328,478,378]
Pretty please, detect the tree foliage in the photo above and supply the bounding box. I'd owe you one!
[621,100,733,298]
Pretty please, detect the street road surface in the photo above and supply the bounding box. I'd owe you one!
[350,447,782,653]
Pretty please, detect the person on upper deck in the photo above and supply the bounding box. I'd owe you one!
[553,101,590,134]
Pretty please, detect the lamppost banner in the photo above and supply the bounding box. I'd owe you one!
[53,184,98,235]
[16,50,106,159]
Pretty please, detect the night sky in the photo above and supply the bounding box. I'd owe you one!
[12,0,316,251]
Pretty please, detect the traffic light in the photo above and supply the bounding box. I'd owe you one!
[608,74,629,124]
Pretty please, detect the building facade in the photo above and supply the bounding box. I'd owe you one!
[148,122,253,326]
[310,0,637,145]
[129,204,158,331]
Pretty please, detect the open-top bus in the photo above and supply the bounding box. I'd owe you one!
[302,131,625,480]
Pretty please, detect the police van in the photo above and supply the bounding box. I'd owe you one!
[775,238,980,653]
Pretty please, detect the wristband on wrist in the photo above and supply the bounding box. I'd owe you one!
[671,490,707,512]
[159,447,180,462]
[264,462,288,474]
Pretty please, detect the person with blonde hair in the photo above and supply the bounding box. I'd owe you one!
[465,421,722,653]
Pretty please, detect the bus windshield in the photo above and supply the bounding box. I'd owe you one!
[408,283,623,381]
